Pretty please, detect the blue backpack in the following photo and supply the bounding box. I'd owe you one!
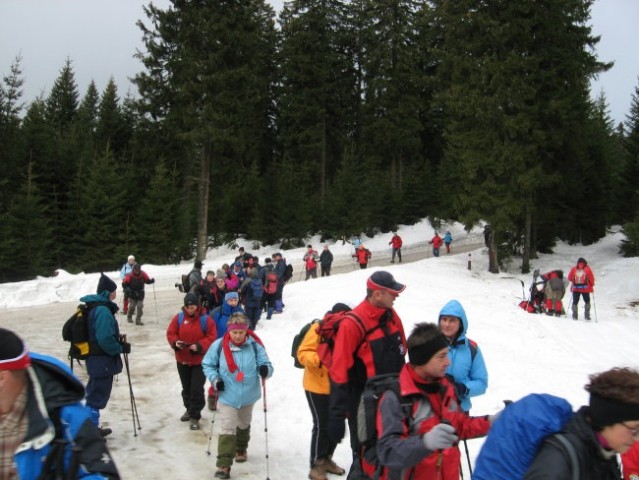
[177,312,208,334]
[473,393,576,480]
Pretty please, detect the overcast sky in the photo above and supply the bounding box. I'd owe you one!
[0,0,637,126]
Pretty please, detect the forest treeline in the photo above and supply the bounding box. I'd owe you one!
[1,0,639,282]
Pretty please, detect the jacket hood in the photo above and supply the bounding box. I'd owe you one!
[30,353,85,409]
[577,257,587,265]
[438,300,468,339]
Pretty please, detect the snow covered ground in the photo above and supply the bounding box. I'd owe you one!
[1,219,638,479]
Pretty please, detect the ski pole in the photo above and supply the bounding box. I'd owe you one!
[152,283,159,324]
[206,409,217,455]
[463,439,473,476]
[262,377,271,480]
[592,292,598,323]
[519,280,526,301]
[123,352,142,435]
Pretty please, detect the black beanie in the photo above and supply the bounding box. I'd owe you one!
[331,302,352,314]
[97,273,117,294]
[184,293,200,307]
[0,328,31,370]
[408,333,449,366]
[589,393,639,428]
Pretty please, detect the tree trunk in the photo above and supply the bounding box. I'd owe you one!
[522,210,531,273]
[196,143,211,261]
[488,229,499,274]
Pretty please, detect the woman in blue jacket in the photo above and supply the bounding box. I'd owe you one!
[438,299,488,413]
[202,313,273,479]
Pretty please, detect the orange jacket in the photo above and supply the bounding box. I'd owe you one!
[297,322,330,394]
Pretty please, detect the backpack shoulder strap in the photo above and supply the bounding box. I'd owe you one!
[468,338,478,361]
[199,314,208,335]
[546,433,580,480]
[177,312,185,328]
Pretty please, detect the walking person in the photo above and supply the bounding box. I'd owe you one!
[429,232,444,257]
[437,299,488,413]
[167,293,217,431]
[567,257,595,320]
[352,244,372,269]
[202,313,273,479]
[188,260,204,294]
[304,245,320,280]
[119,254,136,314]
[297,303,350,480]
[0,328,121,479]
[260,258,278,319]
[327,271,407,478]
[82,273,131,437]
[444,231,453,254]
[319,245,334,277]
[240,269,264,330]
[389,231,403,263]
[541,269,567,316]
[122,263,155,325]
[211,292,245,338]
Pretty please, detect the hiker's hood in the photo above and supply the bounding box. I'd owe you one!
[438,299,468,339]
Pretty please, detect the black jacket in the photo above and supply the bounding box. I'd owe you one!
[525,407,622,480]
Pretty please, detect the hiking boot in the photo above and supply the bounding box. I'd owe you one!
[180,410,190,422]
[309,463,328,480]
[189,418,200,430]
[324,458,345,475]
[208,394,218,411]
[214,467,231,479]
[98,427,112,437]
[235,450,247,463]
[135,318,144,326]
[127,316,133,323]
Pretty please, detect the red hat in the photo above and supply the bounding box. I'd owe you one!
[367,271,406,295]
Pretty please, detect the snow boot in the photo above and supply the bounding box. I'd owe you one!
[571,304,578,320]
[214,467,231,479]
[266,308,274,320]
[235,426,250,462]
[324,457,345,475]
[127,315,133,324]
[585,302,592,321]
[309,460,328,480]
[189,418,200,430]
[136,317,144,326]
[98,427,112,437]
[180,410,190,422]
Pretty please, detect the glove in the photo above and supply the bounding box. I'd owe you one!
[259,365,269,378]
[327,417,346,443]
[422,423,458,451]
[533,269,540,277]
[454,382,469,398]
[215,380,225,392]
[148,278,155,284]
[121,342,131,354]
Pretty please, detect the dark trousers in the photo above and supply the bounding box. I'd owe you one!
[86,375,114,410]
[245,306,261,330]
[305,390,337,467]
[176,362,206,420]
[572,292,591,304]
[321,265,331,277]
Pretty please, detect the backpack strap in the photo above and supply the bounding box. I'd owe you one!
[177,312,207,335]
[546,433,580,480]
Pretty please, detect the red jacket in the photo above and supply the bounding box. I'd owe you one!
[353,247,372,265]
[389,235,403,249]
[166,307,217,366]
[622,441,639,480]
[374,365,490,480]
[567,264,595,293]
[429,235,444,248]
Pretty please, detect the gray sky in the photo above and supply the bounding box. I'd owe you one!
[1,0,637,126]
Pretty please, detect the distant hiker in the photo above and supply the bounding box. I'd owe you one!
[444,230,453,254]
[351,236,362,255]
[119,254,136,314]
[260,258,277,319]
[198,270,217,311]
[122,263,155,325]
[429,232,443,257]
[240,269,264,330]
[319,245,334,277]
[211,292,245,338]
[372,323,492,480]
[166,293,217,431]
[567,257,595,320]
[328,271,407,477]
[297,303,350,480]
[304,245,320,280]
[483,225,491,248]
[272,252,287,313]
[352,244,372,269]
[221,263,240,291]
[83,273,131,437]
[541,269,567,316]
[0,328,121,479]
[234,247,251,268]
[526,367,639,478]
[389,231,403,263]
[437,299,488,413]
[231,261,246,286]
[188,260,204,294]
[202,313,273,479]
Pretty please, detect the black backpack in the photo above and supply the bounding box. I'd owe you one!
[291,320,319,368]
[283,263,294,282]
[179,273,190,293]
[61,303,98,367]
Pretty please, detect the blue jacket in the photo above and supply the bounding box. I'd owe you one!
[202,336,273,409]
[241,278,263,308]
[211,303,245,338]
[444,232,453,244]
[80,293,123,380]
[439,299,488,412]
[14,353,119,479]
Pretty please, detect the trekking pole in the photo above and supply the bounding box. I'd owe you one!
[261,377,271,480]
[463,439,473,477]
[592,292,598,323]
[206,410,217,455]
[152,283,159,324]
[519,280,526,301]
[123,352,142,435]
[566,295,573,319]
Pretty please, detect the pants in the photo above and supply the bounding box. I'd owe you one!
[176,362,206,420]
[572,291,591,305]
[359,263,367,269]
[321,265,331,277]
[391,248,402,262]
[305,268,318,280]
[216,403,255,468]
[245,306,261,330]
[432,247,440,257]
[86,374,115,421]
[445,242,452,253]
[305,390,337,467]
[128,297,144,320]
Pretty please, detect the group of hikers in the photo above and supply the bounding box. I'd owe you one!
[3,237,635,480]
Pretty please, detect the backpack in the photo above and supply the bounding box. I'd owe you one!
[573,268,587,286]
[473,393,577,480]
[316,311,372,369]
[291,320,319,369]
[249,279,263,299]
[264,271,278,294]
[61,303,98,364]
[283,263,294,282]
[177,312,208,334]
[179,273,190,293]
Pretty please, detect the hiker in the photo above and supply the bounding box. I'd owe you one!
[166,293,217,431]
[429,232,443,257]
[0,328,121,479]
[122,263,155,325]
[221,263,240,292]
[202,313,273,479]
[444,231,453,254]
[188,260,204,294]
[526,367,639,478]
[240,269,264,330]
[304,245,320,280]
[197,270,217,310]
[119,254,136,314]
[352,244,372,269]
[438,299,488,413]
[373,322,492,480]
[389,231,403,263]
[260,258,278,319]
[83,273,131,437]
[231,261,246,286]
[211,292,245,338]
[541,269,567,316]
[273,252,287,313]
[234,247,251,267]
[319,245,334,277]
[297,303,350,480]
[567,257,595,320]
[327,271,407,477]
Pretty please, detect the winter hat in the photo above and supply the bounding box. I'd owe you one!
[330,302,352,314]
[367,271,406,295]
[128,255,135,262]
[206,270,215,277]
[194,260,203,269]
[184,293,200,307]
[577,257,587,267]
[97,273,117,294]
[216,269,226,279]
[225,292,239,302]
[408,332,449,366]
[0,328,31,370]
[589,393,639,428]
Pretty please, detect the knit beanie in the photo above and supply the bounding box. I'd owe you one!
[589,393,639,428]
[225,292,239,302]
[97,273,117,294]
[184,293,200,307]
[0,328,31,370]
[408,332,449,366]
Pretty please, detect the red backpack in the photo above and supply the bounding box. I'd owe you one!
[264,271,278,295]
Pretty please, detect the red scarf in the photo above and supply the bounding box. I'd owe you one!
[222,330,265,374]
